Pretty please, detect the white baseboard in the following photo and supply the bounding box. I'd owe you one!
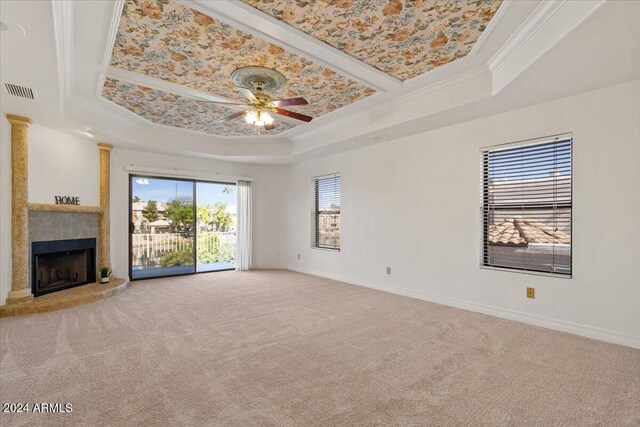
[253,264,287,270]
[287,266,640,350]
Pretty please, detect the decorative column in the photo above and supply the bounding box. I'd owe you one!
[6,115,32,303]
[97,143,113,272]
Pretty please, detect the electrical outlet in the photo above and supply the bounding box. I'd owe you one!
[386,267,391,275]
[527,287,535,299]
[297,254,301,260]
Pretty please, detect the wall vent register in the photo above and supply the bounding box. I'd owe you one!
[4,82,36,100]
[481,135,572,276]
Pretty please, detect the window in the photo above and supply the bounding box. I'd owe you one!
[481,136,572,276]
[313,174,341,250]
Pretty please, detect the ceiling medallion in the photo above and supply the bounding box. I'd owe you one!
[230,66,287,93]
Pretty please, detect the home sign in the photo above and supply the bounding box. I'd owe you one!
[55,196,81,205]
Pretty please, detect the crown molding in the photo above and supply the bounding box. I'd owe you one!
[469,0,513,57]
[81,92,290,146]
[101,0,125,69]
[51,0,74,102]
[489,0,606,93]
[292,65,490,144]
[291,65,492,155]
[489,0,563,73]
[66,95,293,156]
[94,0,125,98]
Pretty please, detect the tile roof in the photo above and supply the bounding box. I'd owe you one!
[488,219,570,246]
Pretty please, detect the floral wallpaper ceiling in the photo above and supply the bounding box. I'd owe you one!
[241,0,503,81]
[103,0,375,137]
[103,78,296,136]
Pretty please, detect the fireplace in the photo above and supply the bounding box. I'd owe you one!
[31,238,96,297]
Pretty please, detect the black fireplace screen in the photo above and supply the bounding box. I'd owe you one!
[32,238,96,296]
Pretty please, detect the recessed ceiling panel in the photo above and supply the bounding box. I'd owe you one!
[104,0,375,136]
[103,78,296,136]
[241,0,503,81]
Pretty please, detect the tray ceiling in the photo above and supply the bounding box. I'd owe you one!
[102,0,375,137]
[241,0,503,81]
[3,0,627,162]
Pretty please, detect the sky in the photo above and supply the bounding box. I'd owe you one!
[132,177,236,206]
[317,177,341,211]
[487,139,571,181]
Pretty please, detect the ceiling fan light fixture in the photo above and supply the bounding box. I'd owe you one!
[245,110,274,128]
[262,112,274,125]
[217,66,312,133]
[245,110,258,124]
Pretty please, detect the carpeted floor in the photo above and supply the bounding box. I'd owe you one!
[1,270,639,426]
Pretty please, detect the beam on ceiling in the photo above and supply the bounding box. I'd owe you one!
[183,0,401,93]
[105,67,243,104]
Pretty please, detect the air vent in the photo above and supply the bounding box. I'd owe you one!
[4,83,36,100]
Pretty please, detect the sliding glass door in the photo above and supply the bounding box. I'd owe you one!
[129,175,236,280]
[196,182,237,272]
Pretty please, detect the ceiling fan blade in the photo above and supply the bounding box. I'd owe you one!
[264,123,276,131]
[271,97,308,107]
[218,110,247,123]
[235,86,257,102]
[196,100,245,106]
[273,108,313,123]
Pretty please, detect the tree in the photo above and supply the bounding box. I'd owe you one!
[197,205,211,230]
[211,202,233,232]
[133,195,141,202]
[165,197,194,231]
[142,200,159,222]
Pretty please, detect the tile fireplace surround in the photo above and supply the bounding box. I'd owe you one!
[1,114,128,316]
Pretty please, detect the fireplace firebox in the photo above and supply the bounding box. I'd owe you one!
[32,238,96,297]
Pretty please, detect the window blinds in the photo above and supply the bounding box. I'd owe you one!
[481,137,572,276]
[314,175,341,250]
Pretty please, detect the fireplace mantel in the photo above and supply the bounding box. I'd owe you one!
[3,113,118,309]
[28,203,103,214]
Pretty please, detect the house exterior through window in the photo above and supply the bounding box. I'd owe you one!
[313,174,341,250]
[481,136,572,276]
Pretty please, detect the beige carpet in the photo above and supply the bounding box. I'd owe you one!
[1,270,639,426]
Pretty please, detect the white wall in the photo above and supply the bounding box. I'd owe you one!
[0,118,289,304]
[110,149,289,278]
[286,79,640,348]
[28,125,100,205]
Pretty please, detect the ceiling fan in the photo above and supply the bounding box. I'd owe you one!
[198,66,313,133]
